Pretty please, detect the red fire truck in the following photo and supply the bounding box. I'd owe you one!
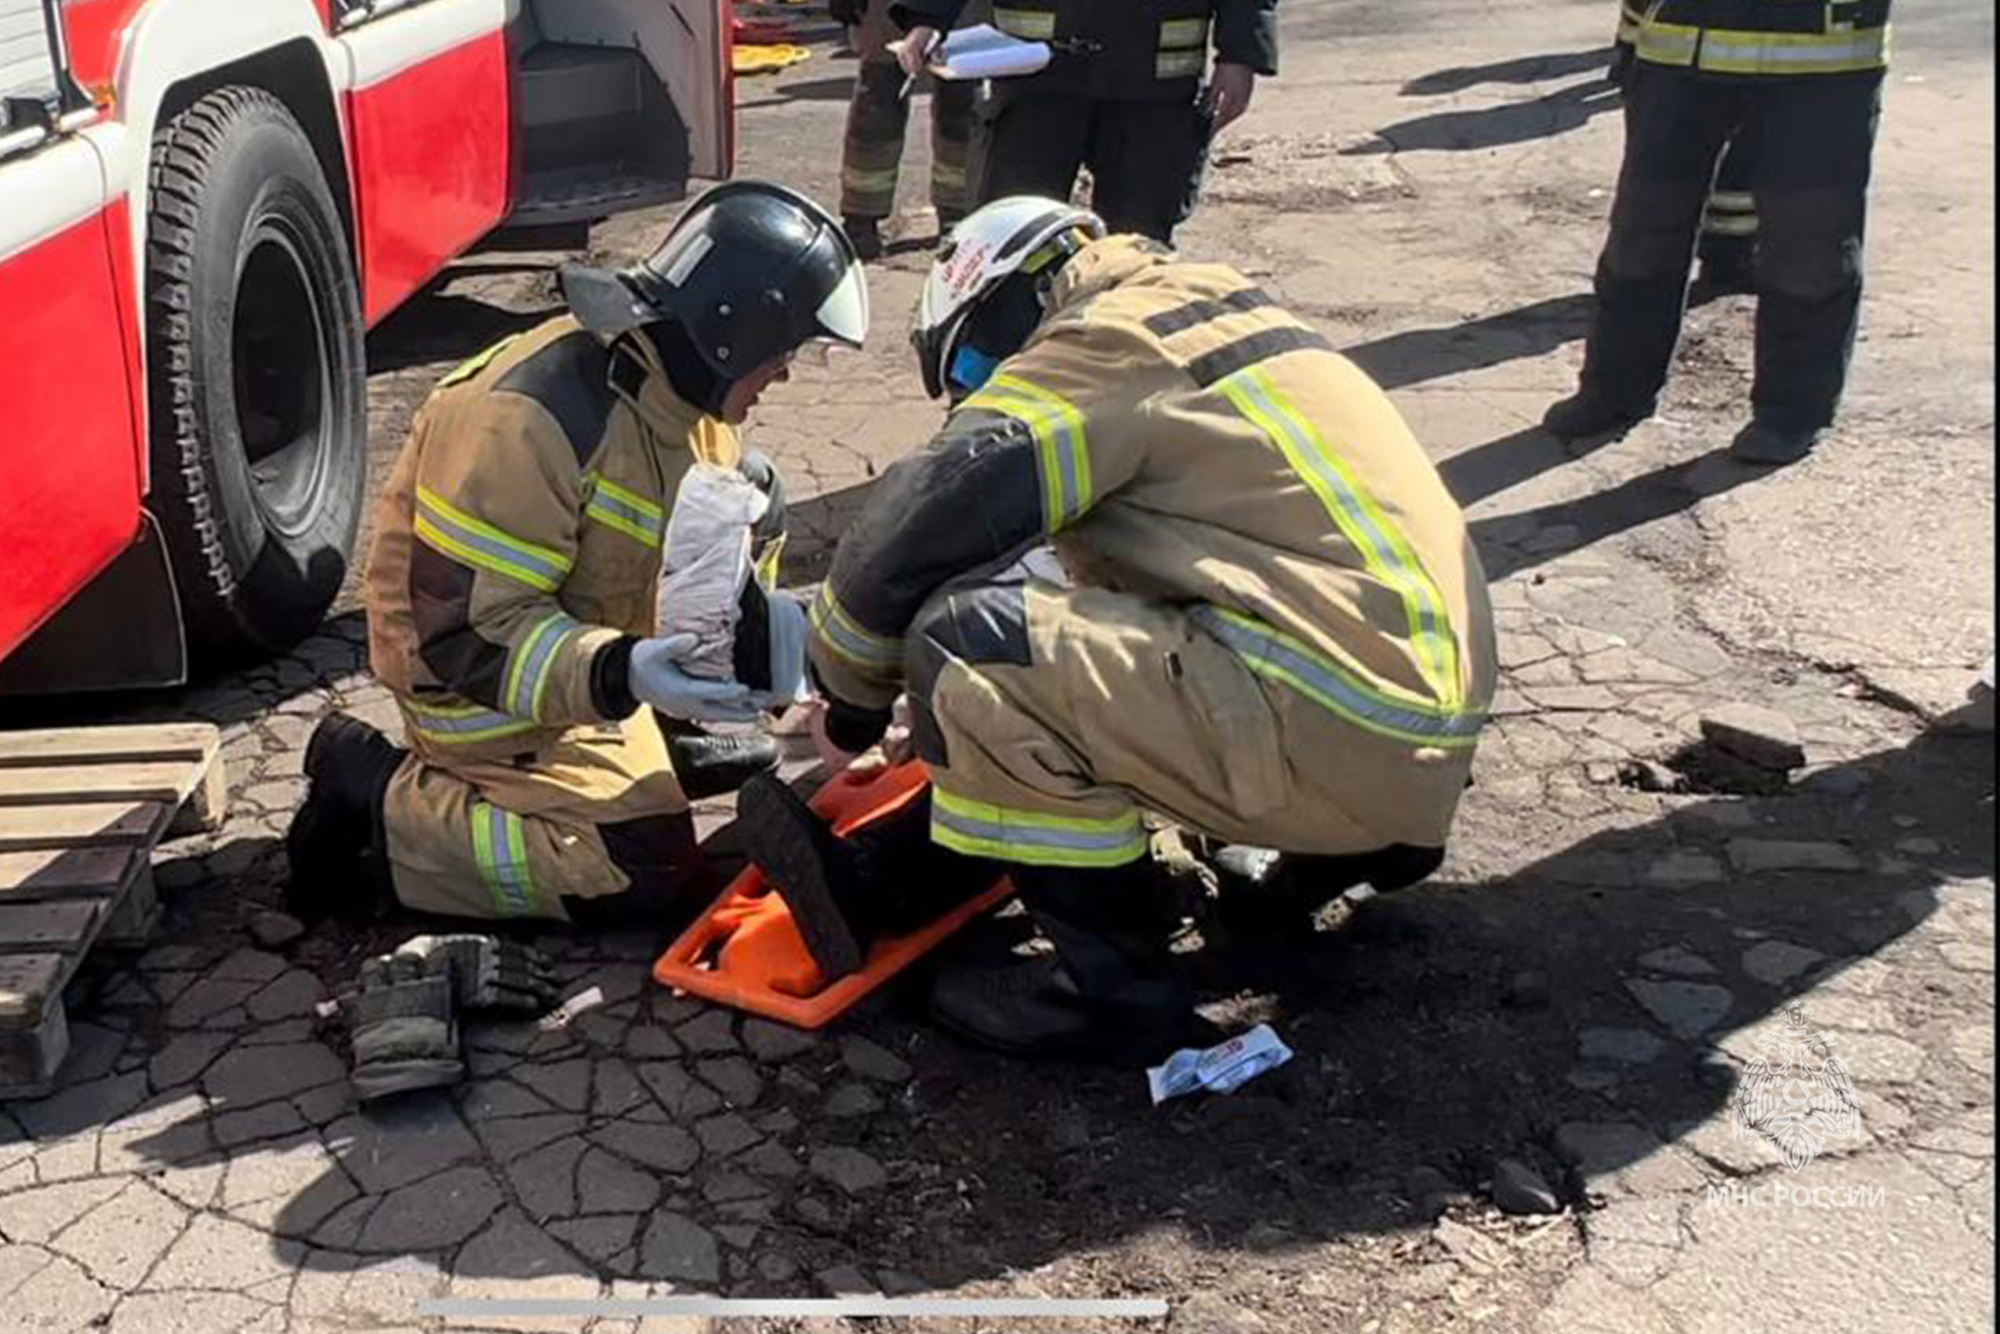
[0,0,732,692]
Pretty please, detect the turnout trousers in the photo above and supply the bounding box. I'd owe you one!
[972,89,1212,244]
[1582,62,1883,432]
[382,707,715,928]
[840,0,976,221]
[901,551,1476,869]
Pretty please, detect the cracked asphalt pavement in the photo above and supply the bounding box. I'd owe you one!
[1,1,1993,1330]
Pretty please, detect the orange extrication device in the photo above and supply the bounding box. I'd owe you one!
[652,762,1013,1028]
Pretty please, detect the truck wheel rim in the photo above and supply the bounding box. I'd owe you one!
[233,216,332,540]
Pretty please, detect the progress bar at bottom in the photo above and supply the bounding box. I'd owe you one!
[420,1297,1171,1319]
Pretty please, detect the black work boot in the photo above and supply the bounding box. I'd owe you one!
[1542,390,1656,441]
[660,713,780,800]
[930,860,1203,1066]
[738,775,997,979]
[286,715,405,921]
[1729,420,1821,466]
[843,215,884,261]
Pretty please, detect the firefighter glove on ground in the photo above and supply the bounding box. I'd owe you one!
[629,634,761,722]
[347,949,463,1102]
[394,934,559,1015]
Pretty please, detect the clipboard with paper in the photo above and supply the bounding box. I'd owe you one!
[891,23,1053,80]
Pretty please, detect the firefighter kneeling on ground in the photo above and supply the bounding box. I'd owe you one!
[286,181,868,932]
[739,197,1499,1064]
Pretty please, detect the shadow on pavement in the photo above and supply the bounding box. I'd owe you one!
[1402,47,1616,96]
[1348,74,1622,155]
[30,718,1970,1296]
[366,293,553,376]
[1340,293,1594,392]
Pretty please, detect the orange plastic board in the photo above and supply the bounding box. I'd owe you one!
[653,763,1013,1029]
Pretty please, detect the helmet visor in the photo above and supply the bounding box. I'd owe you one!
[813,262,870,348]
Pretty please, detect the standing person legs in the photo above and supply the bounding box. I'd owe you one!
[930,78,977,229]
[1546,63,1739,437]
[1733,71,1884,464]
[839,58,913,258]
[971,87,1093,207]
[1087,96,1213,243]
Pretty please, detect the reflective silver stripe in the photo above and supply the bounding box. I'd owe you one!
[506,613,581,720]
[969,375,1093,531]
[1702,213,1759,236]
[415,487,572,592]
[930,790,1148,867]
[1698,29,1888,72]
[472,802,538,918]
[1155,50,1205,79]
[1217,367,1461,706]
[810,589,903,669]
[992,6,1055,39]
[583,479,666,546]
[1158,17,1209,48]
[1192,607,1485,747]
[405,699,539,745]
[1708,190,1755,212]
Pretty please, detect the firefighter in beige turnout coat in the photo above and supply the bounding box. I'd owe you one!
[738,197,1497,1061]
[287,182,868,929]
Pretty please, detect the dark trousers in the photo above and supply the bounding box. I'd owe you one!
[841,60,976,221]
[973,90,1212,243]
[1582,63,1883,432]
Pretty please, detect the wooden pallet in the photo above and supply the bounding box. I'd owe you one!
[0,724,227,1098]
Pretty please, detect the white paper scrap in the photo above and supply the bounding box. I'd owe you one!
[1146,1023,1294,1105]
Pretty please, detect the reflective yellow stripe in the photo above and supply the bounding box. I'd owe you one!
[841,165,899,193]
[1216,367,1463,708]
[1194,607,1485,749]
[755,535,785,590]
[1158,17,1209,48]
[1695,26,1889,74]
[471,802,539,918]
[415,487,573,593]
[1155,49,1206,80]
[503,612,582,721]
[1635,19,1889,74]
[1707,190,1755,212]
[992,6,1055,39]
[582,473,666,547]
[438,334,521,389]
[1702,213,1759,236]
[810,587,903,671]
[931,162,968,189]
[930,789,1147,868]
[965,375,1094,532]
[404,697,540,746]
[1634,20,1700,66]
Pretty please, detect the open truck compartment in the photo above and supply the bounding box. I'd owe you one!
[509,0,728,226]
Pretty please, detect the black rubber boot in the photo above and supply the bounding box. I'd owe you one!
[1542,391,1656,441]
[843,215,884,261]
[660,714,781,800]
[738,775,997,980]
[1729,420,1821,466]
[286,714,405,921]
[929,860,1203,1066]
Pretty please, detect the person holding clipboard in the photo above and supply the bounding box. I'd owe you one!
[888,0,1275,243]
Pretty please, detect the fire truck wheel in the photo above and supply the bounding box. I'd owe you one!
[145,86,366,664]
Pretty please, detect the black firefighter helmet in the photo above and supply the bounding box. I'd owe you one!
[560,180,868,408]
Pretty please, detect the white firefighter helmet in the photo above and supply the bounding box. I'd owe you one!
[912,196,1106,399]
